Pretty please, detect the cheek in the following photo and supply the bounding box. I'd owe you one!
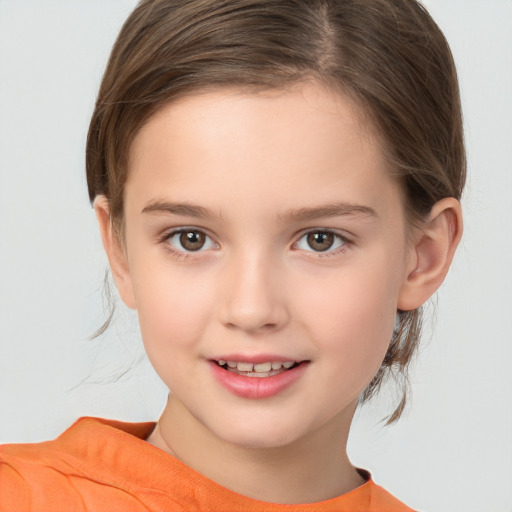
[130,261,216,363]
[293,259,400,382]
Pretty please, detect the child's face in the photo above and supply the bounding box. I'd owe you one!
[119,83,416,448]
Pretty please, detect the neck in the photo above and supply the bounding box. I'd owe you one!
[147,395,364,504]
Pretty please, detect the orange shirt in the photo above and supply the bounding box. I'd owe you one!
[0,417,414,511]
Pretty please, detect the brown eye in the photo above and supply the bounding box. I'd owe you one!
[179,231,206,251]
[295,230,347,254]
[306,232,335,252]
[165,229,217,254]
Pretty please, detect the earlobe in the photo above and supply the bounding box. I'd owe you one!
[94,196,137,310]
[398,197,463,311]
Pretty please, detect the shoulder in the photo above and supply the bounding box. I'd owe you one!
[0,417,166,512]
[365,479,416,512]
[307,469,416,512]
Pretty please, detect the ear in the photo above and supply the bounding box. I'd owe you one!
[94,196,137,310]
[398,197,463,311]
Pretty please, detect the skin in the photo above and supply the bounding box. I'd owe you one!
[96,82,462,504]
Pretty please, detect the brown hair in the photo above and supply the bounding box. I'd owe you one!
[86,0,466,422]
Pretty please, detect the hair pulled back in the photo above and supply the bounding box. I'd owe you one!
[86,0,466,422]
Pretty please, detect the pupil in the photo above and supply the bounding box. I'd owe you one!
[180,231,205,251]
[307,232,334,252]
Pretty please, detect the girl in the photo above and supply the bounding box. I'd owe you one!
[1,0,466,510]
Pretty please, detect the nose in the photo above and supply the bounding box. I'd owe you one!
[219,252,289,334]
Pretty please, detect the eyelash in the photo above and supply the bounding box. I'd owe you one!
[159,228,218,260]
[294,229,351,258]
[159,227,352,259]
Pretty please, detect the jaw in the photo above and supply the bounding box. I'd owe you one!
[153,392,360,504]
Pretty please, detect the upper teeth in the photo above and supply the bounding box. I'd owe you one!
[218,360,295,372]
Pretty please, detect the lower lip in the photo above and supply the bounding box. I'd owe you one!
[209,361,309,399]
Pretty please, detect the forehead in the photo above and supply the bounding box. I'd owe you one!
[130,83,380,163]
[126,83,399,221]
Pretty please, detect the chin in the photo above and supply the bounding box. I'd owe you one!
[227,431,302,450]
[209,414,309,450]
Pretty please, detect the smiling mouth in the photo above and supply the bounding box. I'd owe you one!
[214,360,302,378]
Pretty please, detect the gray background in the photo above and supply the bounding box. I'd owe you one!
[1,1,511,511]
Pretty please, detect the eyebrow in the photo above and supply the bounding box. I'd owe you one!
[141,199,377,222]
[142,200,216,219]
[279,202,378,223]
